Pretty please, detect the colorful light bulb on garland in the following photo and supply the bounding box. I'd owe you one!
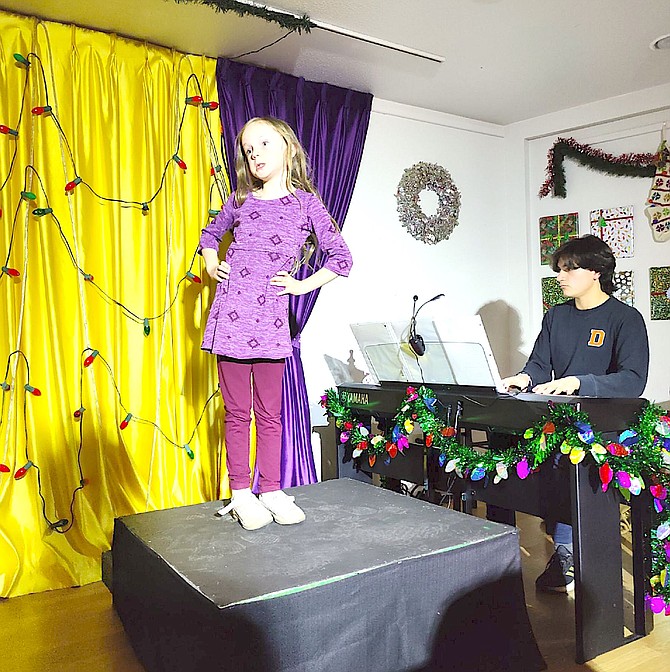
[65,177,82,192]
[172,154,187,171]
[2,266,20,277]
[202,101,219,110]
[83,350,99,367]
[73,406,85,419]
[31,105,52,116]
[13,53,30,66]
[186,95,203,105]
[14,461,33,480]
[210,165,222,176]
[120,413,132,430]
[0,125,18,136]
[186,271,201,283]
[24,384,41,396]
[32,207,53,217]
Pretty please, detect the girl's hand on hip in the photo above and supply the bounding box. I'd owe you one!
[207,260,230,282]
[270,271,305,296]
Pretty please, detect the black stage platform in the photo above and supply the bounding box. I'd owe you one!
[111,478,545,672]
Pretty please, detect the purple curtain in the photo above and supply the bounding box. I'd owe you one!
[216,58,372,487]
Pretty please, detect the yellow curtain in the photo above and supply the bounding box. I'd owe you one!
[0,10,232,598]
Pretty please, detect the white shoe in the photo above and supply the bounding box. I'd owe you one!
[259,490,306,525]
[217,489,273,530]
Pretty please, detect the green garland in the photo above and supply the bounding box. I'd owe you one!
[538,137,660,199]
[173,1,315,34]
[320,385,670,613]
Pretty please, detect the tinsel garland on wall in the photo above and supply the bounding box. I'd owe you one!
[321,385,670,614]
[538,137,660,198]
[173,0,314,33]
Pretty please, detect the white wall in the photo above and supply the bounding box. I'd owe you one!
[506,84,670,406]
[303,85,670,477]
[302,100,509,433]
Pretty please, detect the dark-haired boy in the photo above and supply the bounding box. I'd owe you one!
[502,234,649,592]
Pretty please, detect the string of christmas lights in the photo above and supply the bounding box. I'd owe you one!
[0,348,221,532]
[1,54,228,212]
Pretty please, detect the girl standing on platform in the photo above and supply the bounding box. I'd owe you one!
[199,117,352,530]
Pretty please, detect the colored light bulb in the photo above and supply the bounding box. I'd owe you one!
[120,413,132,430]
[172,155,187,171]
[0,463,10,473]
[83,349,99,367]
[186,95,203,105]
[143,318,150,336]
[13,53,30,66]
[14,461,34,480]
[49,519,68,530]
[32,207,53,217]
[0,125,18,136]
[1,381,10,391]
[73,406,85,419]
[2,266,20,277]
[21,191,36,201]
[202,101,219,110]
[31,105,52,115]
[186,271,201,284]
[65,177,82,192]
[208,209,219,217]
[24,384,41,396]
[83,273,94,281]
[141,203,149,215]
[184,444,194,460]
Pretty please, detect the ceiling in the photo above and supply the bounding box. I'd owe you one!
[2,0,670,125]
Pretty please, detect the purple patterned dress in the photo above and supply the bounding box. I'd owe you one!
[199,190,352,359]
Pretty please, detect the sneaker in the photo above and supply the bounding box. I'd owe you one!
[217,489,273,531]
[258,490,306,525]
[535,545,575,593]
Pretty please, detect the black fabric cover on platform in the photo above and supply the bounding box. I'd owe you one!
[111,479,545,672]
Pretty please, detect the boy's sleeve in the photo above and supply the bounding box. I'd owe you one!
[199,194,236,252]
[306,195,352,277]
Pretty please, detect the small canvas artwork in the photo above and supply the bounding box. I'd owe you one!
[612,270,634,307]
[539,212,579,265]
[589,205,634,258]
[649,266,670,320]
[541,276,567,313]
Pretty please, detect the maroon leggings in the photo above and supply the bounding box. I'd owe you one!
[217,359,285,493]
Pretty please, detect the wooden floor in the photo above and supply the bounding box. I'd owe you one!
[1,510,669,672]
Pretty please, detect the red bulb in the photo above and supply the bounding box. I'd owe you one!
[73,407,85,419]
[0,464,10,473]
[173,155,187,171]
[83,349,99,367]
[14,461,33,480]
[83,273,94,281]
[0,124,11,134]
[120,413,132,430]
[31,106,51,115]
[204,101,219,111]
[210,167,215,176]
[186,272,201,283]
[186,95,203,105]
[2,266,20,277]
[65,177,82,192]
[24,385,41,396]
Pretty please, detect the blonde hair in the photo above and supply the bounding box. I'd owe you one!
[233,116,339,272]
[233,116,318,206]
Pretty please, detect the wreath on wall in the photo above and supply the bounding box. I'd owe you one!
[396,162,461,244]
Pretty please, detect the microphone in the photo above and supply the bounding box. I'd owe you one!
[409,293,445,356]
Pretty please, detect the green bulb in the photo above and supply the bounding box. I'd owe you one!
[21,191,37,201]
[143,318,150,336]
[184,444,194,460]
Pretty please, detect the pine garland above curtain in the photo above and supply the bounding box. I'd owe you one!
[172,0,314,33]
